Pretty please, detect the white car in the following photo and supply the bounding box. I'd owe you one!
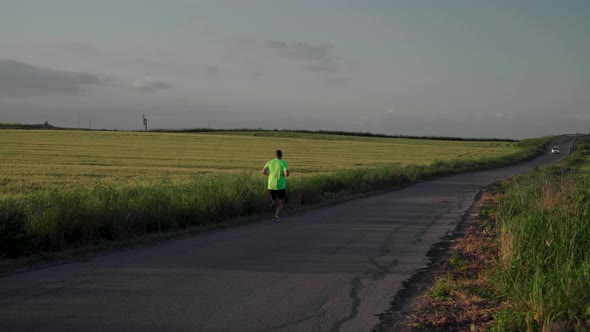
[551,146,560,154]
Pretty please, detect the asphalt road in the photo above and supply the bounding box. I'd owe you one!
[0,135,578,332]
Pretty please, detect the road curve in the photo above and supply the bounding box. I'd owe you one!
[0,135,578,332]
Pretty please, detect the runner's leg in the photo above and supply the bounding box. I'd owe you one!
[275,199,283,217]
[270,190,279,221]
[275,189,285,218]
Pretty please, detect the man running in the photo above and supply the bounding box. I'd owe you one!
[261,149,290,222]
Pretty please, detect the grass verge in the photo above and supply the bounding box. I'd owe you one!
[400,139,590,331]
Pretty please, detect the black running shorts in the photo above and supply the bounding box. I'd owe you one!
[269,189,286,200]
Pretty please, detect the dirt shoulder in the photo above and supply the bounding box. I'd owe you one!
[376,184,503,331]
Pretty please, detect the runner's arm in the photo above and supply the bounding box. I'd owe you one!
[284,169,290,177]
[261,166,269,175]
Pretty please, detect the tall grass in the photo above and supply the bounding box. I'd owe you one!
[491,143,590,331]
[0,135,552,259]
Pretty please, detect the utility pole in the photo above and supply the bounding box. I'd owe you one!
[77,112,80,129]
[89,116,92,130]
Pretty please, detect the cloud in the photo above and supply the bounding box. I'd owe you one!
[57,42,221,79]
[264,40,289,50]
[0,59,104,98]
[219,37,356,79]
[203,65,221,77]
[57,42,110,59]
[194,20,211,32]
[264,41,334,61]
[132,76,172,93]
[305,60,341,74]
[323,76,352,86]
[263,40,358,75]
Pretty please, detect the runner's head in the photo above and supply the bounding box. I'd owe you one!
[275,149,282,159]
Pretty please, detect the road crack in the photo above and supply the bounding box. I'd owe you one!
[329,277,364,332]
[329,225,402,331]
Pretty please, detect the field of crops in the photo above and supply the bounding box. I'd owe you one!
[0,129,520,198]
[0,129,550,258]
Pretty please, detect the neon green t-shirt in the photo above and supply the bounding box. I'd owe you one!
[264,158,289,190]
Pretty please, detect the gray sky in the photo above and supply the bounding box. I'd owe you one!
[1,0,589,139]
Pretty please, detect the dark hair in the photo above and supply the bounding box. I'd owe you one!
[275,149,283,158]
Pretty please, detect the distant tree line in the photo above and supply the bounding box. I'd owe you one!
[149,127,519,142]
[0,122,519,142]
